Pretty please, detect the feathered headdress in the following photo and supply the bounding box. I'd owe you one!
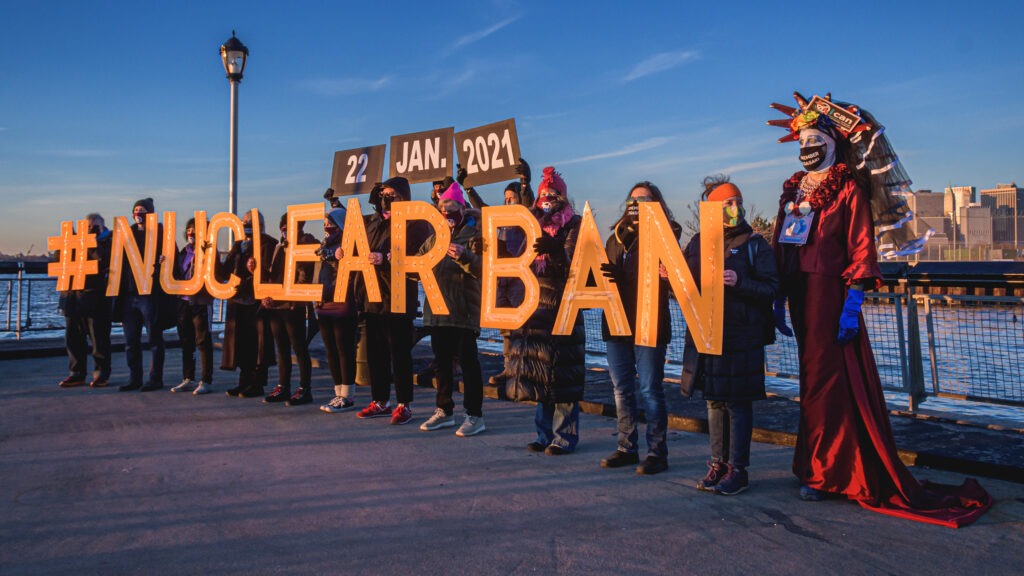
[769,91,933,258]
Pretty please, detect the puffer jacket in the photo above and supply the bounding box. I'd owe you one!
[679,224,779,401]
[505,211,586,404]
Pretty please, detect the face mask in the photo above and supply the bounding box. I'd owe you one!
[799,129,836,172]
[625,199,641,223]
[243,227,253,238]
[89,225,101,235]
[540,195,560,214]
[724,205,746,227]
[133,213,146,226]
[443,210,464,229]
[379,195,395,215]
[186,234,196,246]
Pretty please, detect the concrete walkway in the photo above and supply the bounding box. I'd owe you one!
[1,349,1023,575]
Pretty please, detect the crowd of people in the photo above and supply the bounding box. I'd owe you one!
[55,94,992,526]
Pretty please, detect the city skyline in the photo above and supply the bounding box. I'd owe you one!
[1,1,1022,255]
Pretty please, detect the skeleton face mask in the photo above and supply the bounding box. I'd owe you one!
[799,128,836,172]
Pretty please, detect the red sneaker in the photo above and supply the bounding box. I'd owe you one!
[390,404,413,425]
[357,400,391,419]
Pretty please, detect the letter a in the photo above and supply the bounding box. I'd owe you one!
[552,202,629,336]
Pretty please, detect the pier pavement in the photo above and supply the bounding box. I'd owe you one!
[1,342,1023,575]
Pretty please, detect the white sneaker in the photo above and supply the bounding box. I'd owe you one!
[171,379,195,393]
[455,415,486,437]
[320,396,355,413]
[419,408,455,431]
[192,381,212,396]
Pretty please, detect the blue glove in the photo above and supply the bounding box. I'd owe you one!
[773,297,793,337]
[838,288,865,345]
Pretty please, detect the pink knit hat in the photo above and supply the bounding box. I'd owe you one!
[438,182,466,206]
[537,166,567,197]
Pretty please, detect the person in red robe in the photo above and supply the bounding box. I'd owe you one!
[769,92,991,527]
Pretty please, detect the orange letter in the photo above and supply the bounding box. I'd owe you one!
[335,197,381,304]
[47,219,98,292]
[160,211,206,296]
[479,205,541,330]
[279,203,325,301]
[636,202,724,354]
[205,212,244,300]
[552,202,629,336]
[106,213,158,296]
[389,201,450,314]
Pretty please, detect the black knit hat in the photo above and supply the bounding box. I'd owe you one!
[133,197,155,213]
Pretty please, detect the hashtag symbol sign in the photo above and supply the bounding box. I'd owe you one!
[47,219,99,291]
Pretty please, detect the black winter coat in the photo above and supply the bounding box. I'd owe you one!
[505,211,586,404]
[679,226,779,401]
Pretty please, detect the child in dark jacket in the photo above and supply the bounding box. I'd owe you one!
[681,177,780,495]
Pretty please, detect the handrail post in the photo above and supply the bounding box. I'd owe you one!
[15,262,23,340]
[903,281,927,411]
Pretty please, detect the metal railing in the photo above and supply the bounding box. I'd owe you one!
[5,262,1024,409]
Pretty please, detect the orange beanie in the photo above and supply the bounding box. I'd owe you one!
[707,182,742,202]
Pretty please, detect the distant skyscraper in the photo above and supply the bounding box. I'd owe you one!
[979,182,1024,247]
[944,186,975,226]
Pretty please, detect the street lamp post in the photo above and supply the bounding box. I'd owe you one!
[220,31,249,219]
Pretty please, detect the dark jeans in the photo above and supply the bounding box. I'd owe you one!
[707,400,753,469]
[318,314,358,386]
[177,301,213,383]
[365,313,415,405]
[122,294,164,386]
[606,340,668,460]
[65,311,112,380]
[535,402,579,451]
[268,307,312,390]
[430,326,483,417]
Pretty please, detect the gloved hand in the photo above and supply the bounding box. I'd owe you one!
[456,164,468,186]
[515,157,531,186]
[533,234,563,256]
[600,262,621,284]
[837,288,864,344]
[774,297,793,337]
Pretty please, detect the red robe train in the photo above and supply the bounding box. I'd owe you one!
[773,165,991,528]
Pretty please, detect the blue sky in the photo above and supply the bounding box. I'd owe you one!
[1,1,1022,255]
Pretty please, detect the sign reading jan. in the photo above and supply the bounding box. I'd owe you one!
[331,145,386,196]
[389,127,454,184]
[454,118,521,188]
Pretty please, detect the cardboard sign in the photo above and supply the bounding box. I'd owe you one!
[389,127,454,184]
[636,201,723,354]
[552,202,630,336]
[454,118,521,188]
[389,201,450,314]
[331,145,386,196]
[335,197,381,304]
[479,205,541,330]
[105,214,158,297]
[160,211,206,296]
[808,95,862,135]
